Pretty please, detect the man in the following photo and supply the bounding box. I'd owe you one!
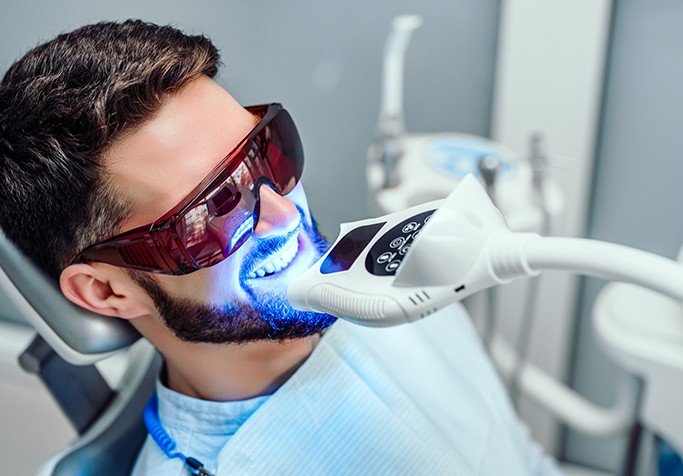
[0,20,560,475]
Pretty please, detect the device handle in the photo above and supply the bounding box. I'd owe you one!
[490,233,683,302]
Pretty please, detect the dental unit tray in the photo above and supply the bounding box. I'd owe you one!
[288,174,683,327]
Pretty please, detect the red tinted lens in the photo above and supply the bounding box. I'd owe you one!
[173,184,257,270]
[255,109,304,195]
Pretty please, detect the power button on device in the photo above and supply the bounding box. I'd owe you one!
[365,209,436,276]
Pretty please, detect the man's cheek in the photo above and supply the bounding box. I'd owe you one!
[167,265,243,303]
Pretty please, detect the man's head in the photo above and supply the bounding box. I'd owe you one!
[0,20,335,349]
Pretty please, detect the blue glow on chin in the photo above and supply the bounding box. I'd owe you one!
[236,207,335,337]
[247,292,336,338]
[230,215,255,251]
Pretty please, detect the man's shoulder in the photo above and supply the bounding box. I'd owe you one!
[324,302,485,375]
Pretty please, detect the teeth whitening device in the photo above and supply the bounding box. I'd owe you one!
[288,175,683,326]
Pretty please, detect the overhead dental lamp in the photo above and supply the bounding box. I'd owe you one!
[288,175,683,326]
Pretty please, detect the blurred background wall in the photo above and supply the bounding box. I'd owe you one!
[565,0,683,470]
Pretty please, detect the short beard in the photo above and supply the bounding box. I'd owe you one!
[129,213,336,344]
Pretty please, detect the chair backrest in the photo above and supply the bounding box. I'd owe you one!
[0,228,140,365]
[0,227,160,474]
[36,340,161,476]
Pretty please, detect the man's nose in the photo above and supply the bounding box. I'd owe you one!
[253,183,300,237]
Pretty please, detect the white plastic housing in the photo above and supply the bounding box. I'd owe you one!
[288,175,512,326]
[290,173,683,328]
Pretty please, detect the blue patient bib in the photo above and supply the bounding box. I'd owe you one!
[213,304,561,475]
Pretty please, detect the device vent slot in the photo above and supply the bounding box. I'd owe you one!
[409,291,431,307]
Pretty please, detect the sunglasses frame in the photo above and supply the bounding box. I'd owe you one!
[74,103,303,275]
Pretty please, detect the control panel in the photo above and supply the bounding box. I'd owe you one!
[364,210,435,276]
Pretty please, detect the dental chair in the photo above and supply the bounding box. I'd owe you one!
[0,227,160,475]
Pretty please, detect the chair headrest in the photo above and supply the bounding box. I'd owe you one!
[0,228,140,365]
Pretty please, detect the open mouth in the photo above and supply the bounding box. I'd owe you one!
[246,233,301,279]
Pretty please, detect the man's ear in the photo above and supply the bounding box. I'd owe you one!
[59,263,154,320]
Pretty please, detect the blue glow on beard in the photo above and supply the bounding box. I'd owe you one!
[234,206,336,338]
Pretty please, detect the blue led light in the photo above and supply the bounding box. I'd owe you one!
[230,215,255,251]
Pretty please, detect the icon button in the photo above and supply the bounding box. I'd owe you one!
[402,222,420,234]
[377,251,395,264]
[399,244,411,256]
[386,260,401,272]
[390,237,406,249]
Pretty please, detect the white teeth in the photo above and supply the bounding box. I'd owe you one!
[248,236,300,279]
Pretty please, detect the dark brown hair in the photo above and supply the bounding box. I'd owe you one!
[0,20,220,280]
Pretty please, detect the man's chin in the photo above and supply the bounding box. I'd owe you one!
[239,220,337,341]
[242,289,337,341]
[261,313,337,342]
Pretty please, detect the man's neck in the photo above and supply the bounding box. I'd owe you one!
[162,335,320,401]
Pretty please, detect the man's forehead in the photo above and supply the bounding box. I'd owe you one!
[104,76,256,230]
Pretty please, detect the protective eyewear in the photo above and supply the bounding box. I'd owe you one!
[75,103,303,275]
